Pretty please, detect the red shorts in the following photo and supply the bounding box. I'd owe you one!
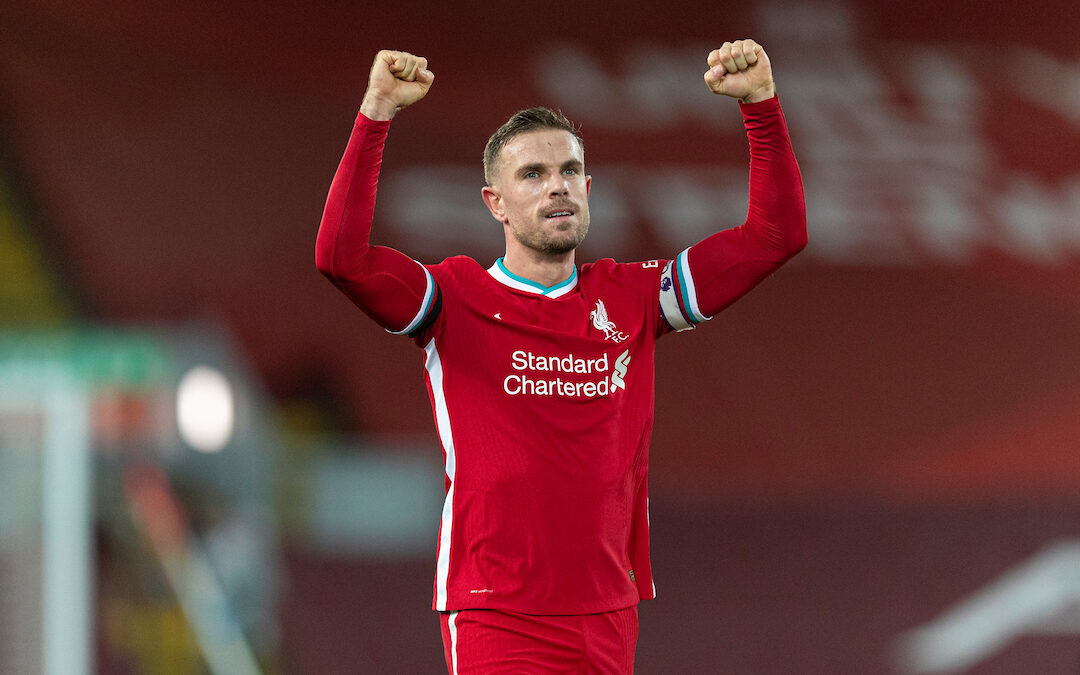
[440,606,638,674]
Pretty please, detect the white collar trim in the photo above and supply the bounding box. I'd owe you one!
[487,258,578,298]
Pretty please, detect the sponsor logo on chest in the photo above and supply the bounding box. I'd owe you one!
[503,348,631,399]
[492,296,635,399]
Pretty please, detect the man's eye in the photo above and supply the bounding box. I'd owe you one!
[525,171,539,179]
[563,169,576,175]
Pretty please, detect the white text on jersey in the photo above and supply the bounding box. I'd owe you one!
[503,349,630,399]
[511,350,608,374]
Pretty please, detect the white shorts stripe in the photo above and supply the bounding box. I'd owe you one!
[387,263,436,335]
[647,496,657,597]
[425,339,457,611]
[447,610,460,675]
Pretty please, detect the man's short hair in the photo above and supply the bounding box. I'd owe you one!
[483,107,583,186]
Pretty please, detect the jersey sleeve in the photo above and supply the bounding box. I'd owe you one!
[314,111,441,336]
[658,96,807,334]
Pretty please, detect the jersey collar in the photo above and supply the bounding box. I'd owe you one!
[487,258,578,298]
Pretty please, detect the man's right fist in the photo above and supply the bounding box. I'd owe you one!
[360,50,435,121]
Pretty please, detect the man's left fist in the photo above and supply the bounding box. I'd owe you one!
[704,39,775,103]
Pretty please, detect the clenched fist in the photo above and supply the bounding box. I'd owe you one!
[703,40,774,104]
[360,50,435,120]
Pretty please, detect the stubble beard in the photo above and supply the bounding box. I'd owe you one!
[512,214,590,255]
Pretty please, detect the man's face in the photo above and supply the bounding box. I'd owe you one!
[483,129,591,255]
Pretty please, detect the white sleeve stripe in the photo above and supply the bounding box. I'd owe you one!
[659,261,694,331]
[386,263,436,335]
[676,248,711,323]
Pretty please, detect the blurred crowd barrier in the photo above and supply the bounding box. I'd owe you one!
[0,329,283,674]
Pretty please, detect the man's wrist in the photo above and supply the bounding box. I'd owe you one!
[740,83,776,104]
[359,93,399,121]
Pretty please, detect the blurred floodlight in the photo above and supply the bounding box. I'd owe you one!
[176,365,234,453]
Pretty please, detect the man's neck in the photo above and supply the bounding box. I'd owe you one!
[501,248,577,289]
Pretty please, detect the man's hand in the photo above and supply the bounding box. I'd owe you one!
[703,40,775,104]
[360,50,435,121]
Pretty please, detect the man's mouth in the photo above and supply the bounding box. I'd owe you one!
[544,209,574,219]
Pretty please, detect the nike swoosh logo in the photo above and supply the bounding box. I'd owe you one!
[494,313,502,320]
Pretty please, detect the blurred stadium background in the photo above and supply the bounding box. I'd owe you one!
[2,1,1079,672]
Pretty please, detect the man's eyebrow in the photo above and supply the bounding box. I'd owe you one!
[515,159,584,176]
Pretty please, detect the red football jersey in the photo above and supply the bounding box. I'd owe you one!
[315,96,806,617]
[406,255,699,614]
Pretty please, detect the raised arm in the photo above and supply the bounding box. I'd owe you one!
[660,40,807,331]
[315,51,441,335]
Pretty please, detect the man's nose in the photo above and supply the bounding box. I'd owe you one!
[547,175,569,195]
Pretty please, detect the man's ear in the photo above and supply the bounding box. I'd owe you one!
[481,185,507,224]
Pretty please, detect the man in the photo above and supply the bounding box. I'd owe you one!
[316,40,805,674]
